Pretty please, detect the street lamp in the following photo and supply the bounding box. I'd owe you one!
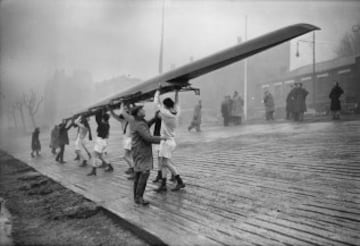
[158,0,166,74]
[295,31,316,109]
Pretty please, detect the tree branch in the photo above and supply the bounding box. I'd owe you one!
[33,96,44,115]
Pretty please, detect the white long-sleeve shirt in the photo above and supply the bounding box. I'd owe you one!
[74,118,89,140]
[118,118,132,138]
[154,90,180,138]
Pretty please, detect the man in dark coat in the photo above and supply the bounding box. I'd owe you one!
[119,103,167,206]
[221,96,231,126]
[55,120,73,163]
[31,127,41,157]
[329,82,344,120]
[286,84,295,120]
[293,83,308,121]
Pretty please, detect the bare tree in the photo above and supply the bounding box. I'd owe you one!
[7,105,18,129]
[23,90,44,128]
[335,30,360,57]
[14,101,26,131]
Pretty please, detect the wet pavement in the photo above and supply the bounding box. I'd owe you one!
[1,119,360,245]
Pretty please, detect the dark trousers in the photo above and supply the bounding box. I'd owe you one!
[265,111,274,120]
[56,144,65,161]
[286,111,292,120]
[232,116,241,125]
[293,112,304,121]
[133,171,150,200]
[223,116,229,126]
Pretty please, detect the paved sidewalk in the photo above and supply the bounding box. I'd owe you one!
[1,120,360,245]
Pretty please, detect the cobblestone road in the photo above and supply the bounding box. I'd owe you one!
[1,120,360,246]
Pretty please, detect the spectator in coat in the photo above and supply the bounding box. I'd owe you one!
[286,84,295,120]
[230,91,243,125]
[188,100,202,132]
[292,83,308,121]
[221,96,231,126]
[31,127,41,157]
[263,90,275,120]
[329,82,344,120]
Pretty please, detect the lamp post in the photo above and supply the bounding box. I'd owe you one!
[244,15,248,121]
[158,0,165,74]
[351,24,360,55]
[296,31,316,109]
[237,15,248,121]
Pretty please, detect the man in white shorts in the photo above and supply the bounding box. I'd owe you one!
[154,88,185,192]
[87,109,114,176]
[73,116,92,167]
[109,106,135,179]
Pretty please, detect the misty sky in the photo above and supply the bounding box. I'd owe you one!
[1,0,359,97]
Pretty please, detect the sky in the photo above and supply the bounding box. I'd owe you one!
[0,0,359,96]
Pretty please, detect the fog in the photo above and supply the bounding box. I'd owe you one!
[0,0,359,130]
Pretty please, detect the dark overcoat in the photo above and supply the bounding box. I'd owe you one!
[329,85,344,111]
[131,119,162,172]
[293,87,309,113]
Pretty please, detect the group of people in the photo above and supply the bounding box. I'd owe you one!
[217,81,343,124]
[285,82,309,121]
[29,81,346,207]
[221,91,244,126]
[32,88,186,206]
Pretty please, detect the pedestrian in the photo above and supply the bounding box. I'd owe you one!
[119,103,167,205]
[231,91,243,125]
[286,84,295,120]
[109,106,135,179]
[221,96,231,126]
[49,124,59,155]
[55,119,73,163]
[87,109,114,176]
[188,100,202,132]
[154,88,186,192]
[329,82,344,120]
[31,127,41,157]
[293,83,309,121]
[73,116,92,167]
[263,90,275,120]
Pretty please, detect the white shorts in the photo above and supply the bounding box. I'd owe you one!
[159,139,176,159]
[75,138,87,151]
[94,137,108,154]
[152,144,160,153]
[123,136,132,151]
